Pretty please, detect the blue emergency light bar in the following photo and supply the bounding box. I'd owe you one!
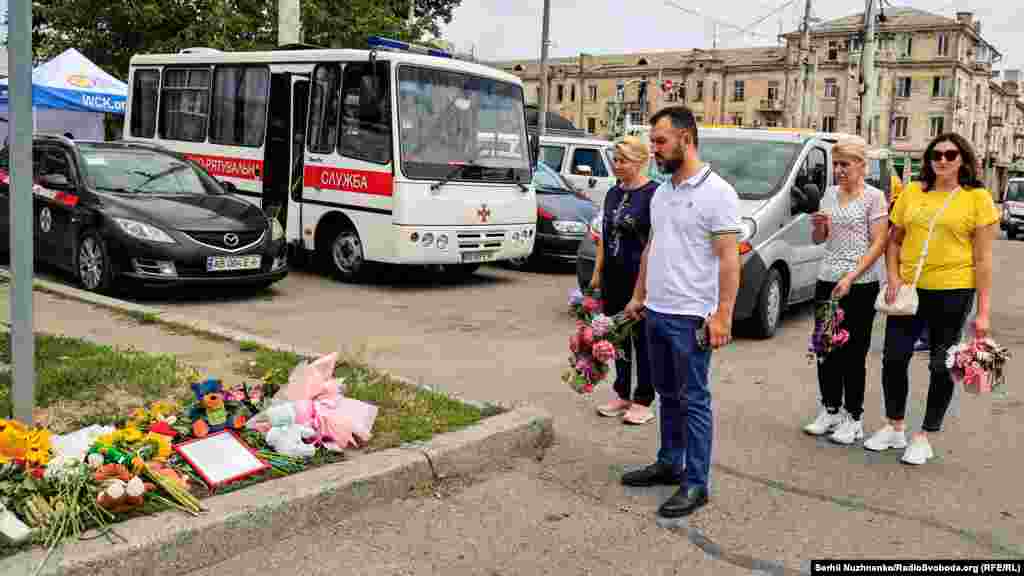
[367,36,453,59]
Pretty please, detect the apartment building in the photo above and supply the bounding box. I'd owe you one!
[494,7,1024,192]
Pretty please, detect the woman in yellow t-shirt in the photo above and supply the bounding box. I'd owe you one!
[864,133,998,465]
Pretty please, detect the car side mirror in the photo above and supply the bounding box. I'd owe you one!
[801,183,822,213]
[588,177,597,188]
[529,134,539,166]
[40,173,73,191]
[219,179,239,194]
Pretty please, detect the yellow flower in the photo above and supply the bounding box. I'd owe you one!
[122,427,144,444]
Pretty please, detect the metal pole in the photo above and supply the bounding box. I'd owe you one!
[537,0,551,137]
[860,0,878,144]
[578,53,586,131]
[797,0,812,128]
[278,0,301,45]
[9,0,36,424]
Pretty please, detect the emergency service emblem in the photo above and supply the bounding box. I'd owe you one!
[39,207,52,233]
[477,203,491,223]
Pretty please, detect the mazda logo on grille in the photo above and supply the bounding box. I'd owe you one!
[223,233,240,247]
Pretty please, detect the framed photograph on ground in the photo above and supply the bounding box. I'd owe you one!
[173,430,270,491]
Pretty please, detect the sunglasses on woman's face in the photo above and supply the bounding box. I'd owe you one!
[930,149,960,162]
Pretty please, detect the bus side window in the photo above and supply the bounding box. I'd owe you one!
[308,64,341,155]
[130,69,160,138]
[339,62,392,165]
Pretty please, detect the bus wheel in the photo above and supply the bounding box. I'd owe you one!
[323,225,367,282]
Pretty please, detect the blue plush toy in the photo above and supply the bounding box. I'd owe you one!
[188,378,249,438]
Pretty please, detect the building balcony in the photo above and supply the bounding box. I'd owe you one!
[759,98,784,112]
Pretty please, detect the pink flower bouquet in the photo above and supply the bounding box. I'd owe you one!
[946,337,1010,395]
[807,298,850,364]
[563,311,639,394]
[569,288,604,323]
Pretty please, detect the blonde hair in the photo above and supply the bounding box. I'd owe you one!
[832,135,866,162]
[615,136,649,164]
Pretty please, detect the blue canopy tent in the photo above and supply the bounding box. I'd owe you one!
[0,47,127,144]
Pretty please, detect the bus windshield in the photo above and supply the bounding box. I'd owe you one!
[397,66,530,183]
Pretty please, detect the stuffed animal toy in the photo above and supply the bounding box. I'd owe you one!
[189,379,249,438]
[262,402,317,458]
[94,464,155,513]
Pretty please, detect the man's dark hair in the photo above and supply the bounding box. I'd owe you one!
[649,106,698,148]
[918,131,983,191]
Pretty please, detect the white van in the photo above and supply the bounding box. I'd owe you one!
[536,134,616,205]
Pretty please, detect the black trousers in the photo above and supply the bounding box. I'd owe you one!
[602,262,654,406]
[814,280,880,420]
[881,288,974,432]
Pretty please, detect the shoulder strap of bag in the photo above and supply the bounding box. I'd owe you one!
[910,186,960,286]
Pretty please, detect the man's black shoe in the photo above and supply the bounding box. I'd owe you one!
[621,462,682,487]
[657,486,709,518]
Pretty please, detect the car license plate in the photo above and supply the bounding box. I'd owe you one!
[207,255,262,272]
[461,251,494,264]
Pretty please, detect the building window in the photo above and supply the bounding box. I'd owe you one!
[824,78,838,98]
[873,114,880,141]
[766,119,778,127]
[975,84,982,106]
[536,86,541,103]
[557,84,564,102]
[932,77,952,98]
[628,111,642,125]
[930,116,945,137]
[822,115,836,132]
[972,122,978,144]
[588,85,597,102]
[893,116,909,139]
[570,84,575,102]
[899,34,913,58]
[160,68,210,142]
[713,82,718,101]
[734,114,743,126]
[680,84,687,102]
[733,80,743,102]
[210,66,269,147]
[896,77,912,98]
[828,41,838,61]
[937,33,948,56]
[130,69,160,138]
[587,117,596,134]
[850,36,863,52]
[767,81,779,102]
[694,80,703,102]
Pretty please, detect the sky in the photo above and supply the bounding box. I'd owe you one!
[441,0,1022,73]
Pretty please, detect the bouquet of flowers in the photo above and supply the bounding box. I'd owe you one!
[568,287,604,323]
[563,310,640,394]
[946,337,1010,394]
[807,298,850,364]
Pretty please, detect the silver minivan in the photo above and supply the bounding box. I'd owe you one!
[576,127,833,338]
[537,134,617,206]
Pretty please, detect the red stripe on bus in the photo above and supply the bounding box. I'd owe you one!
[303,166,393,196]
[186,153,263,181]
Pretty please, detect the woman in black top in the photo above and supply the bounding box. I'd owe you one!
[591,136,659,425]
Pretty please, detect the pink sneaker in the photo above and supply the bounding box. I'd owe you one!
[623,404,655,425]
[597,398,631,417]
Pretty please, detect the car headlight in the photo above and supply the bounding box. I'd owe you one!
[738,217,757,243]
[269,218,284,241]
[552,220,587,235]
[114,218,176,244]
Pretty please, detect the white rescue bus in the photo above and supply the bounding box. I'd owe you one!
[123,37,536,281]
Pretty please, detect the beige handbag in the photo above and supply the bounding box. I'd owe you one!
[875,187,960,316]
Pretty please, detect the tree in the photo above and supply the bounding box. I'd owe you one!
[31,0,463,82]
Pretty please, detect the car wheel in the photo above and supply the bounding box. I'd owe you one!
[323,225,368,282]
[753,268,784,339]
[77,231,113,293]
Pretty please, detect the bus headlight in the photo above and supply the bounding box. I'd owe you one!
[437,234,449,250]
[421,232,434,247]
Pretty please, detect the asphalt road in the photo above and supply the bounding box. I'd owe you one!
[20,238,1024,573]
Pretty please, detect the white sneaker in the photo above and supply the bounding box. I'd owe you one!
[803,408,844,436]
[829,415,864,445]
[901,437,935,465]
[863,425,908,451]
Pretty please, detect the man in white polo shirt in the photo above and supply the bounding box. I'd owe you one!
[622,106,741,518]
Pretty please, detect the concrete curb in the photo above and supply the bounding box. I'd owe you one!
[0,271,554,575]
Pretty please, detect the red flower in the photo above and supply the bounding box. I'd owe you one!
[582,297,601,313]
[580,327,594,347]
[569,334,580,353]
[30,467,45,480]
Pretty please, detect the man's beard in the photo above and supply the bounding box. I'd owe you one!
[657,146,685,175]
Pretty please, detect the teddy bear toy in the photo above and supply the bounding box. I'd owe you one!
[188,378,250,438]
[262,402,317,458]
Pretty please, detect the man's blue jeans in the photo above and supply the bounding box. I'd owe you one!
[646,310,713,490]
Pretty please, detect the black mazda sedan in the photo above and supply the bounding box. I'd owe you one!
[0,135,287,293]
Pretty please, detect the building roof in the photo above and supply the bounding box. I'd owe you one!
[490,46,787,76]
[807,7,958,34]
